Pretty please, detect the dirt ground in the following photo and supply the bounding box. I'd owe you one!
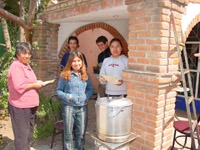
[0,100,96,150]
[0,116,14,149]
[0,101,193,150]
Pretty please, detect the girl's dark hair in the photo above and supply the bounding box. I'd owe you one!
[68,36,79,47]
[15,42,32,58]
[110,38,123,47]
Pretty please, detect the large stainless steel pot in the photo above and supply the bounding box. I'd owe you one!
[95,97,133,143]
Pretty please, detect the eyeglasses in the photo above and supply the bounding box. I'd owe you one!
[71,51,81,56]
[21,52,32,57]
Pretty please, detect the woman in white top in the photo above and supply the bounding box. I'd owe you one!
[100,38,128,97]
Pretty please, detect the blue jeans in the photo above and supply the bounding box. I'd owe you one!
[62,105,87,150]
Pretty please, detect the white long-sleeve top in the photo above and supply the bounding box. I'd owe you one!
[99,55,128,95]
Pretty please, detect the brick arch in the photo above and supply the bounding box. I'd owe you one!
[188,0,200,3]
[184,13,200,42]
[59,22,128,59]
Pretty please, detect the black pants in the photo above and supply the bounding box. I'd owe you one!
[8,102,37,150]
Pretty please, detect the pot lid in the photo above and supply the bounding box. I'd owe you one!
[96,97,133,107]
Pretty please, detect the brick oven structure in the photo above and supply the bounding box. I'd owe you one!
[32,0,200,149]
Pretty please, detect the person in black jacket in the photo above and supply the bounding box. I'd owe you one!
[96,36,111,97]
[96,36,111,66]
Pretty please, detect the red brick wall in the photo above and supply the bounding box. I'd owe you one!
[32,22,60,96]
[59,22,128,59]
[124,0,184,149]
[39,0,125,22]
[32,0,200,149]
[188,0,200,3]
[184,13,200,41]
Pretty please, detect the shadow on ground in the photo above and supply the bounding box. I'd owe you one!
[0,136,14,150]
[2,100,96,150]
[2,100,195,150]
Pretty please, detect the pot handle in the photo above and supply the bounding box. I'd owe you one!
[109,106,129,118]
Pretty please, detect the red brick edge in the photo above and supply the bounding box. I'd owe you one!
[59,22,128,59]
[188,0,200,3]
[184,13,200,42]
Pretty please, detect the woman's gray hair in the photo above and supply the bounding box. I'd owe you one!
[15,42,32,58]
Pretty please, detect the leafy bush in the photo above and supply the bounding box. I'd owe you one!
[0,49,15,113]
[33,93,62,139]
[0,47,34,113]
[0,49,60,140]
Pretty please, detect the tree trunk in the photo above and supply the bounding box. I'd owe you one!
[25,0,37,43]
[27,0,37,28]
[1,18,11,51]
[0,0,37,43]
[19,0,25,42]
[0,0,11,51]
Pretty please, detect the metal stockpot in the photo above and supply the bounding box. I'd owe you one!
[95,97,133,143]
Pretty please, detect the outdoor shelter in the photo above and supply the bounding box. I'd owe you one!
[31,0,200,149]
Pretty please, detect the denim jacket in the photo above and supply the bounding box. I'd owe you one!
[56,72,94,106]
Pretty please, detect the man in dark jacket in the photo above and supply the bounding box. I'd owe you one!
[96,36,111,97]
[96,36,111,66]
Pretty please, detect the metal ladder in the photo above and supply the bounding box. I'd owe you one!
[171,12,200,149]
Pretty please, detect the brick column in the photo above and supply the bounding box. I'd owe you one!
[32,21,60,96]
[124,0,186,149]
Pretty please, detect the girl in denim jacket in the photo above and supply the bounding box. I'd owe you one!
[56,52,93,150]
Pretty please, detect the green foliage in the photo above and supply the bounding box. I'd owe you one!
[3,0,51,18]
[0,0,60,139]
[0,48,59,140]
[35,0,51,15]
[3,0,20,16]
[3,0,20,47]
[33,0,51,26]
[0,47,15,70]
[33,93,53,139]
[2,0,51,46]
[7,21,19,47]
[0,49,15,112]
[32,41,39,50]
[33,93,62,139]
[33,120,54,139]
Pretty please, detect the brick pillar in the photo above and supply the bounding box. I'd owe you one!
[32,21,60,96]
[124,0,186,149]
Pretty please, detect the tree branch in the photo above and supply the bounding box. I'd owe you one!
[19,0,25,42]
[1,18,11,51]
[0,0,11,51]
[0,43,6,47]
[0,8,29,30]
[27,0,37,28]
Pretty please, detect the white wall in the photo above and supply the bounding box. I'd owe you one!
[182,3,200,34]
[57,19,129,54]
[77,28,114,90]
